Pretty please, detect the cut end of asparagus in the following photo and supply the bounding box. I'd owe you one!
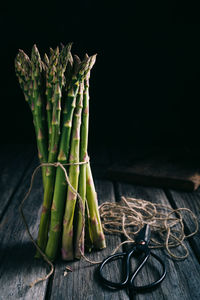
[61,248,74,261]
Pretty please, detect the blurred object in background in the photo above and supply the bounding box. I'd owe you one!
[107,146,200,191]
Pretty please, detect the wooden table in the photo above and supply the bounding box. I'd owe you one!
[0,144,200,300]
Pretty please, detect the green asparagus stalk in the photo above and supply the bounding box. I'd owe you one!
[15,51,31,104]
[61,81,84,261]
[35,82,61,255]
[43,52,52,144]
[86,163,106,249]
[31,45,48,163]
[15,49,48,186]
[45,55,91,261]
[31,45,48,188]
[36,44,72,256]
[45,47,60,149]
[74,55,96,258]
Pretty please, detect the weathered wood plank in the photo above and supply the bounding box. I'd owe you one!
[117,183,200,300]
[167,188,200,261]
[0,144,34,219]
[50,180,129,300]
[0,157,49,300]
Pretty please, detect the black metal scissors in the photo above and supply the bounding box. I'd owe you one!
[99,224,166,292]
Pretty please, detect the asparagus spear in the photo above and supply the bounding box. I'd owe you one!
[15,51,32,104]
[86,163,106,249]
[74,55,96,258]
[43,52,52,144]
[36,44,72,256]
[15,49,48,186]
[61,81,84,261]
[31,45,48,166]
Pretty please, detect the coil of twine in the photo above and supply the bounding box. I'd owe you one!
[99,196,198,260]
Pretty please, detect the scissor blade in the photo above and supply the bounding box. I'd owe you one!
[135,224,151,245]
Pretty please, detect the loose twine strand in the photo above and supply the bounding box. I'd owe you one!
[19,162,199,288]
[19,160,89,287]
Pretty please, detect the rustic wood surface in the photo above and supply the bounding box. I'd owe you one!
[0,155,48,300]
[0,145,200,300]
[0,144,34,219]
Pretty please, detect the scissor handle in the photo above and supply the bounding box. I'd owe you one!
[99,246,150,289]
[99,251,128,288]
[129,251,166,291]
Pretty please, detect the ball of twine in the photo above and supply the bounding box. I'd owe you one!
[99,196,199,260]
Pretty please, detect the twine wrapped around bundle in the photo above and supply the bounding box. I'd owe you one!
[99,196,199,260]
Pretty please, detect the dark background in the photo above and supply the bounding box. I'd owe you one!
[1,1,200,149]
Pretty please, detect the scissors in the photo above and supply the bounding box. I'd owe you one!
[98,224,166,292]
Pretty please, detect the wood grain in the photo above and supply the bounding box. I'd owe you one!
[117,183,200,300]
[0,144,34,219]
[0,156,48,300]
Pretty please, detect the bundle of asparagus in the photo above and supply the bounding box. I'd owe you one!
[15,43,106,261]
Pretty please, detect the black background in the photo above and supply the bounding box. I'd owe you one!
[1,1,200,149]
